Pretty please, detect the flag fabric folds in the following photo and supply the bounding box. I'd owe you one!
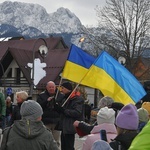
[81,51,146,104]
[62,44,96,83]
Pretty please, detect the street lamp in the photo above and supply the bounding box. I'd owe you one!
[78,37,99,108]
[0,62,6,97]
[117,50,127,66]
[29,38,48,97]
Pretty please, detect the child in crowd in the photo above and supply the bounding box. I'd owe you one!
[82,107,117,150]
[92,140,113,150]
[73,97,123,136]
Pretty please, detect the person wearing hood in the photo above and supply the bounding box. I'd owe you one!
[54,82,84,150]
[0,100,59,150]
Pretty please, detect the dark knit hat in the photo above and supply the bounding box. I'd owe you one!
[110,102,124,111]
[20,100,43,120]
[61,82,72,91]
[116,104,138,130]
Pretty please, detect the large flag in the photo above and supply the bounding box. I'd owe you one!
[81,51,146,104]
[62,44,96,83]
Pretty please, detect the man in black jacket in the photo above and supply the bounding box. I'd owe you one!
[55,82,84,150]
[37,81,64,147]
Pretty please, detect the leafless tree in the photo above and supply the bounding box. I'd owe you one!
[94,0,150,72]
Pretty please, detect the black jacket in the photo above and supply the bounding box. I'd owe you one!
[109,131,138,150]
[56,92,84,134]
[9,103,22,126]
[37,90,64,125]
[78,121,97,135]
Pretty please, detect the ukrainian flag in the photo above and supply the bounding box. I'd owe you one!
[62,44,96,83]
[81,51,146,104]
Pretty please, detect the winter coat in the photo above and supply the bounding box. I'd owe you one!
[37,89,64,125]
[129,121,150,150]
[57,92,84,134]
[109,131,138,150]
[6,103,13,117]
[0,119,59,150]
[9,103,22,126]
[78,121,97,135]
[82,123,117,150]
[0,92,6,117]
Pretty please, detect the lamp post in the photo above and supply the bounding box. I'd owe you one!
[29,38,48,97]
[78,37,99,108]
[0,62,6,97]
[117,50,127,66]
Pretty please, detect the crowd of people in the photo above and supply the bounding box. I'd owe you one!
[0,80,150,150]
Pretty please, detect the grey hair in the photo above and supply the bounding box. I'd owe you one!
[98,96,114,109]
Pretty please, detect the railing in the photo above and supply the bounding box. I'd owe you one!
[0,77,29,87]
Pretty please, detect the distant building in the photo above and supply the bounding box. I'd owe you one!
[0,36,69,101]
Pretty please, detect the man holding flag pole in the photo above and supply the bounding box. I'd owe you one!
[54,81,84,150]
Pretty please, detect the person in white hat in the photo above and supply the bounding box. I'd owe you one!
[82,107,117,150]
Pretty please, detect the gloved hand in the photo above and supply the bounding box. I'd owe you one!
[54,103,65,113]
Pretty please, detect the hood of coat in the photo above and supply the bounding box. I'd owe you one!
[13,119,46,139]
[90,123,117,134]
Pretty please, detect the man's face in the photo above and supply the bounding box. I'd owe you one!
[61,86,70,94]
[46,82,56,94]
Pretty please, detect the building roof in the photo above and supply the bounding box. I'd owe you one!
[0,37,70,89]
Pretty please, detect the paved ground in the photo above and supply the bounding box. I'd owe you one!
[74,134,87,150]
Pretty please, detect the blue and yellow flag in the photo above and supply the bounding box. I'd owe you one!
[62,44,96,83]
[81,51,146,104]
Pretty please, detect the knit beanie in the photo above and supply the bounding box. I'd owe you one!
[97,107,115,125]
[116,104,138,130]
[61,82,72,91]
[98,96,114,109]
[110,102,124,111]
[20,100,43,120]
[91,140,113,150]
[142,102,150,115]
[137,108,149,123]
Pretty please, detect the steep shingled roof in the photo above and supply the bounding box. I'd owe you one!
[0,37,70,89]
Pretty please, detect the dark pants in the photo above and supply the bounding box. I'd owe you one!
[61,132,75,150]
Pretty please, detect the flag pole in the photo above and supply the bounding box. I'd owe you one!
[61,65,96,107]
[55,76,63,99]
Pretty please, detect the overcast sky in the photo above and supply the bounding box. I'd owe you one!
[0,0,106,27]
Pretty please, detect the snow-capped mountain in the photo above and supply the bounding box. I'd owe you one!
[0,1,83,35]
